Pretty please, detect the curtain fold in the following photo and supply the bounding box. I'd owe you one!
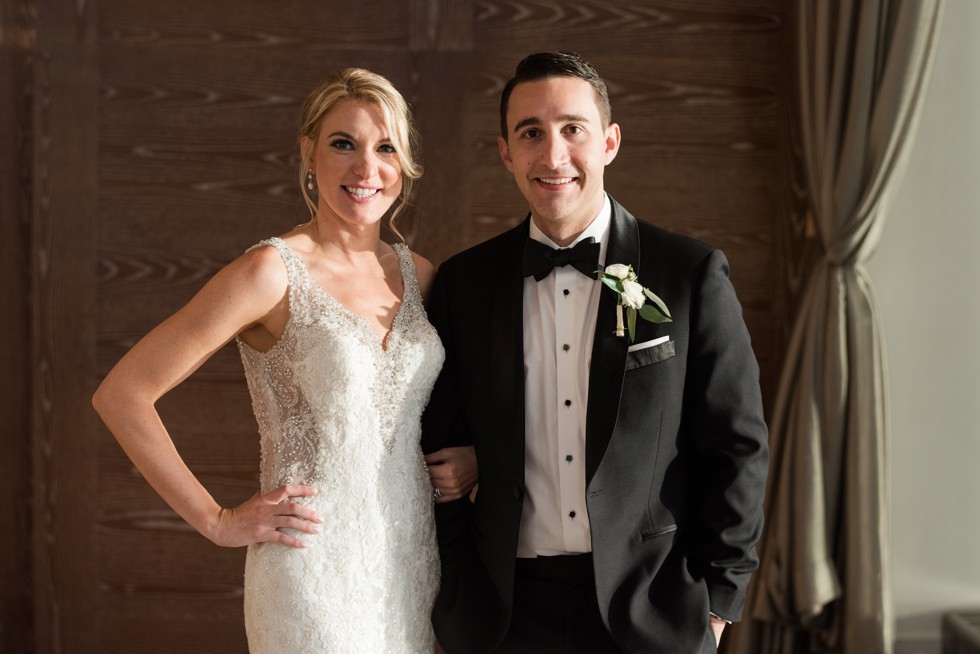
[725,1,942,652]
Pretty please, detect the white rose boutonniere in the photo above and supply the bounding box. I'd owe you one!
[604,263,631,279]
[595,263,672,341]
[620,280,646,309]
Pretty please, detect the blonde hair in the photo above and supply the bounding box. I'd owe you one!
[298,68,422,239]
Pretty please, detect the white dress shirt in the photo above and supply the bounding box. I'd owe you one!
[517,195,611,558]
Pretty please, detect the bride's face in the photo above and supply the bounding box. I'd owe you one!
[305,99,403,229]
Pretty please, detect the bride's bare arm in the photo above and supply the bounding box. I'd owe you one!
[92,245,321,548]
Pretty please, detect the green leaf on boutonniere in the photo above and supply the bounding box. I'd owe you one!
[642,289,672,322]
[639,304,671,324]
[599,277,624,293]
[627,306,637,342]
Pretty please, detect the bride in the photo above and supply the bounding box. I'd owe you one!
[93,68,475,653]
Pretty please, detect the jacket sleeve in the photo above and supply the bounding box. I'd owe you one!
[683,248,769,622]
[421,262,474,567]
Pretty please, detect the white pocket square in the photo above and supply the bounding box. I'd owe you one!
[627,335,670,353]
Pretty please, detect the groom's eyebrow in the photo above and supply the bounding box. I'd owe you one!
[512,114,591,133]
[513,117,541,133]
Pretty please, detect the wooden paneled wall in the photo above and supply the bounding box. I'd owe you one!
[0,0,35,649]
[1,0,802,651]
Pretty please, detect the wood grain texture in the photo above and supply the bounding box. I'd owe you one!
[0,0,36,650]
[474,0,782,51]
[408,50,478,264]
[31,0,101,651]
[411,0,474,52]
[12,0,798,650]
[100,0,410,50]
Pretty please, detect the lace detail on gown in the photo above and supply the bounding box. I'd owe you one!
[236,237,444,653]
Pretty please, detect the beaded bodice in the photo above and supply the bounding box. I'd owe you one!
[236,237,444,653]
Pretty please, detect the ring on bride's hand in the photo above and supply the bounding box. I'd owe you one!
[432,487,442,500]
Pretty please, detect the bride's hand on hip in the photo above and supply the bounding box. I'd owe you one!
[208,484,322,548]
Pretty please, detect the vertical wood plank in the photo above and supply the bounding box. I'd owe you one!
[32,0,100,651]
[409,0,475,263]
[0,0,36,650]
[410,0,473,52]
[409,51,477,264]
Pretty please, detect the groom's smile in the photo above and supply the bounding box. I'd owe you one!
[537,176,576,185]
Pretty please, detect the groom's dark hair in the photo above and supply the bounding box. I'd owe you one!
[499,51,612,139]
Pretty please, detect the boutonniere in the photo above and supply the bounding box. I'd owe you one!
[596,263,672,342]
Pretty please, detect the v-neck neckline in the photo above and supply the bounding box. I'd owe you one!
[284,239,408,352]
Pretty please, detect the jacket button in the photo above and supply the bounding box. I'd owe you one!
[513,486,524,501]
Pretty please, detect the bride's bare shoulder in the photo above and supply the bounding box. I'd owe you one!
[410,250,437,301]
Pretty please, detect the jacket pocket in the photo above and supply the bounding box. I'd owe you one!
[625,340,675,370]
[640,523,678,542]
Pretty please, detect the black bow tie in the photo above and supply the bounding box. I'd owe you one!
[523,237,601,281]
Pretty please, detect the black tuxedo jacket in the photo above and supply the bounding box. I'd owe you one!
[421,198,768,654]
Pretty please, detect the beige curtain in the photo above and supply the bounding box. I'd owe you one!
[725,2,942,653]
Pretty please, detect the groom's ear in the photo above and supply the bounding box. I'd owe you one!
[498,136,515,173]
[604,123,621,165]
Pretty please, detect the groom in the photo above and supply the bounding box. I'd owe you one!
[422,52,769,654]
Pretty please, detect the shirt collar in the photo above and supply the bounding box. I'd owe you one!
[528,194,612,259]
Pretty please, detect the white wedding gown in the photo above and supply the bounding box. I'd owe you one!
[237,237,443,653]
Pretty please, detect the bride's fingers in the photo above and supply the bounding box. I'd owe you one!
[269,528,306,549]
[437,477,464,493]
[275,502,322,524]
[264,484,318,504]
[433,476,470,498]
[274,516,321,534]
[428,466,465,493]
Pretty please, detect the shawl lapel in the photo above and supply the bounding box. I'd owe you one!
[585,200,638,485]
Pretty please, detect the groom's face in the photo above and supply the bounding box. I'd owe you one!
[498,76,620,241]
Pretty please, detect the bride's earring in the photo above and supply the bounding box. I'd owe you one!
[306,169,316,191]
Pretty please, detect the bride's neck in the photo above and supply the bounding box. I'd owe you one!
[306,217,391,266]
